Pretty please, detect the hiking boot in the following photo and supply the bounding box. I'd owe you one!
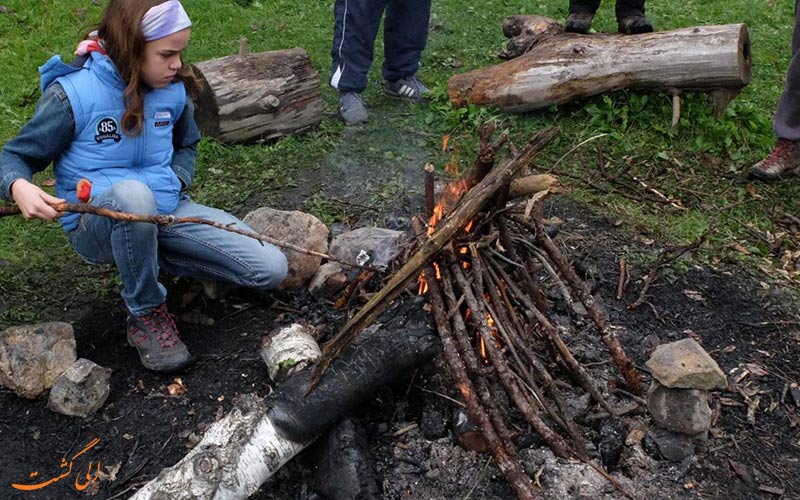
[339,92,368,126]
[618,15,654,35]
[565,11,595,34]
[383,76,430,103]
[749,138,800,180]
[126,303,192,372]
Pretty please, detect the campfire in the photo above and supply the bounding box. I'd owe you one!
[123,126,645,500]
[311,124,643,499]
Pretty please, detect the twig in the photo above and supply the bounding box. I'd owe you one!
[532,203,643,395]
[549,133,608,171]
[616,257,628,300]
[629,228,712,309]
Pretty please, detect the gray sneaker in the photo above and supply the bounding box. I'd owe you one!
[127,303,192,372]
[384,76,430,103]
[339,92,368,125]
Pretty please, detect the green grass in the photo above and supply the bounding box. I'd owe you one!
[1,0,798,325]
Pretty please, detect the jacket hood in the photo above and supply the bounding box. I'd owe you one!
[39,52,124,92]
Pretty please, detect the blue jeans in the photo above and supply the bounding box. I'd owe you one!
[68,180,288,315]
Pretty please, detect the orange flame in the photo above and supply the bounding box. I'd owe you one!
[427,178,470,237]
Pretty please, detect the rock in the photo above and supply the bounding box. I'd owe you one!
[647,381,711,435]
[260,323,321,383]
[329,227,405,269]
[0,322,77,399]
[644,428,695,462]
[308,262,347,299]
[645,338,727,390]
[243,207,329,289]
[47,358,112,418]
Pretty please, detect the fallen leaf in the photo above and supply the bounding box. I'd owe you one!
[729,460,755,486]
[683,290,707,304]
[759,485,785,496]
[746,395,761,425]
[730,243,751,255]
[167,377,187,396]
[744,363,769,377]
[722,345,736,354]
[97,462,121,483]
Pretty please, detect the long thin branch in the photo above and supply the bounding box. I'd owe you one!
[0,202,374,271]
[531,203,643,395]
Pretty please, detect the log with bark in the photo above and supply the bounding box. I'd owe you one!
[450,22,752,116]
[192,45,323,143]
[129,322,439,500]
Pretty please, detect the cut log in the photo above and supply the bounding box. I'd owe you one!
[129,323,439,500]
[449,24,752,114]
[192,47,323,143]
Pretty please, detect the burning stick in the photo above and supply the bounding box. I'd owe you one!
[311,127,559,390]
[531,203,643,395]
[415,220,540,500]
[447,257,572,459]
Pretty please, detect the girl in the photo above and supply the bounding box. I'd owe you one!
[0,0,288,372]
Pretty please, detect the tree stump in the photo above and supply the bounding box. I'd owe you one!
[192,47,323,144]
[449,23,752,115]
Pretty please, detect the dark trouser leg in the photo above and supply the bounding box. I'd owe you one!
[382,0,432,82]
[330,0,391,92]
[774,0,800,140]
[569,0,601,14]
[615,0,646,19]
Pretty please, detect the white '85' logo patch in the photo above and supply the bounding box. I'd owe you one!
[95,117,121,143]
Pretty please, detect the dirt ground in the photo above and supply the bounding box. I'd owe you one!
[1,116,799,500]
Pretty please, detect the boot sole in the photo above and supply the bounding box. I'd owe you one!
[127,336,193,372]
[749,166,799,181]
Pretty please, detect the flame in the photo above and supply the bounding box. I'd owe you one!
[417,273,428,295]
[427,178,470,237]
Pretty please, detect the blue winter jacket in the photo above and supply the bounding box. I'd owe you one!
[0,52,201,233]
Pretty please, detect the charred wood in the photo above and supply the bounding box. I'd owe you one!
[129,323,439,499]
[308,418,382,500]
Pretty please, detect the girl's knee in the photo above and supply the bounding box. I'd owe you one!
[105,180,157,215]
[252,247,288,290]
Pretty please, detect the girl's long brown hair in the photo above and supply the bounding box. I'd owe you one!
[95,0,199,136]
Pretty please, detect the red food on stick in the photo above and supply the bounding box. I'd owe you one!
[76,178,92,203]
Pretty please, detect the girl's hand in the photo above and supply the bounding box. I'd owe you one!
[10,179,65,221]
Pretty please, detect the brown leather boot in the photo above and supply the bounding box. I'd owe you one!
[749,138,800,180]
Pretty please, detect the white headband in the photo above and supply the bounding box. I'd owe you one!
[141,0,192,42]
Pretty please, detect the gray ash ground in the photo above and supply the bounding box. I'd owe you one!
[1,196,798,500]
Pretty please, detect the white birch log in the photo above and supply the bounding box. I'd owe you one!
[129,322,439,500]
[449,24,752,114]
